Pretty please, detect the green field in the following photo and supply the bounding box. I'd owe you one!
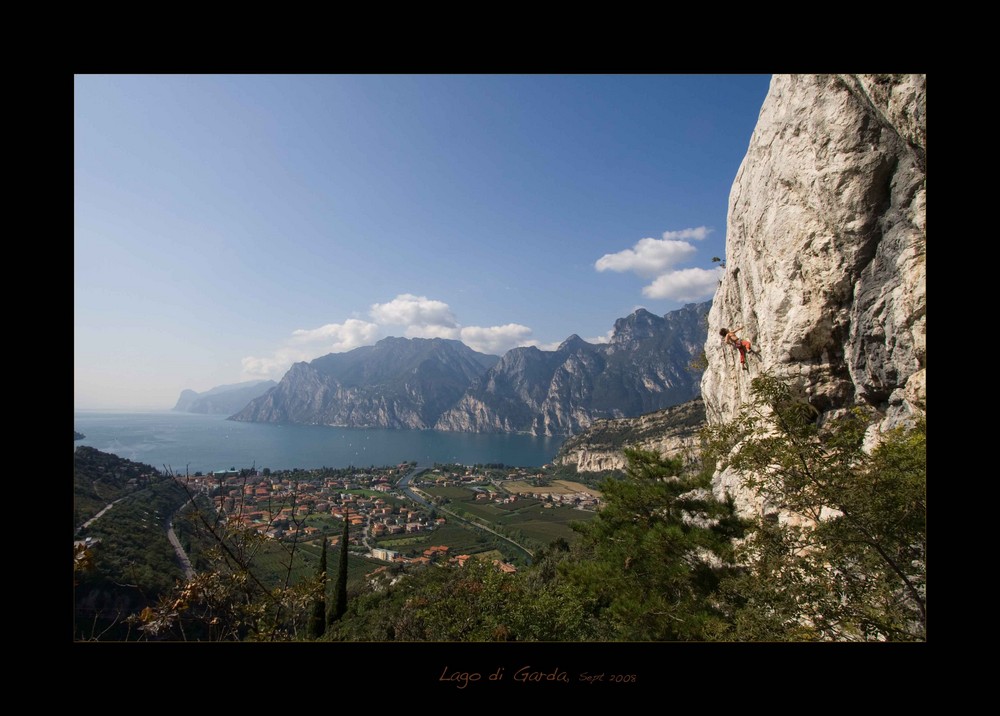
[374,523,491,556]
[239,539,379,590]
[433,488,598,550]
[515,514,594,543]
[340,489,389,498]
[469,549,505,562]
[303,513,342,533]
[422,485,478,500]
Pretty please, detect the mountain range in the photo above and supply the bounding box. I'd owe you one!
[173,380,277,415]
[228,302,709,436]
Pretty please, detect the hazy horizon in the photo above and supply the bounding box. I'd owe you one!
[75,74,771,410]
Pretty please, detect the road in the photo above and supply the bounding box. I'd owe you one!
[167,497,196,580]
[397,464,433,507]
[78,496,127,531]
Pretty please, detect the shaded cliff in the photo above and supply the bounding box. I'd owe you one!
[554,398,706,472]
[435,302,710,436]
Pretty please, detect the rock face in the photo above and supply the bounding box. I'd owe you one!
[230,338,499,429]
[702,74,926,426]
[173,380,278,414]
[554,399,706,472]
[700,74,926,511]
[435,302,710,436]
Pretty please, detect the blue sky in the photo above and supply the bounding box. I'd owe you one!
[75,74,772,409]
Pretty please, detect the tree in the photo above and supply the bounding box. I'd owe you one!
[706,374,926,641]
[329,556,592,642]
[560,448,743,640]
[327,517,349,626]
[308,538,328,639]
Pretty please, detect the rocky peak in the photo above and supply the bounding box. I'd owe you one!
[557,334,594,353]
[609,308,666,347]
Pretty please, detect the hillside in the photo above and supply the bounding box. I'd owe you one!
[74,445,162,525]
[74,448,189,640]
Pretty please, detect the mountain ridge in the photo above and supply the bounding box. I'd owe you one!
[231,337,501,429]
[232,303,710,436]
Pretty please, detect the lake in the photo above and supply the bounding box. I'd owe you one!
[73,411,564,473]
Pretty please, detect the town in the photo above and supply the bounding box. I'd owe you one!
[175,462,604,572]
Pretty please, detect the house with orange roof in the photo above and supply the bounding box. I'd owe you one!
[493,560,517,574]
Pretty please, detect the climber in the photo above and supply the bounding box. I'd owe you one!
[719,326,760,371]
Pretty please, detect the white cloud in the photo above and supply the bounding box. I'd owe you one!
[662,226,711,241]
[404,324,461,340]
[370,294,458,328]
[641,266,725,301]
[241,294,546,378]
[585,329,614,344]
[596,227,717,302]
[291,319,381,349]
[595,237,697,278]
[242,319,381,379]
[241,348,309,379]
[459,324,535,355]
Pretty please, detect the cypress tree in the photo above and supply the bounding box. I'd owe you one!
[308,537,327,639]
[327,515,349,626]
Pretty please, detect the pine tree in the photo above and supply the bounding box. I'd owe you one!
[308,537,327,639]
[327,516,349,626]
[562,448,743,640]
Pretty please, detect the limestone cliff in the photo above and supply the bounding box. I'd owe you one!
[700,74,925,512]
[703,74,925,428]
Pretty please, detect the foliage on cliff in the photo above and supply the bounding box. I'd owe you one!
[706,375,926,640]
